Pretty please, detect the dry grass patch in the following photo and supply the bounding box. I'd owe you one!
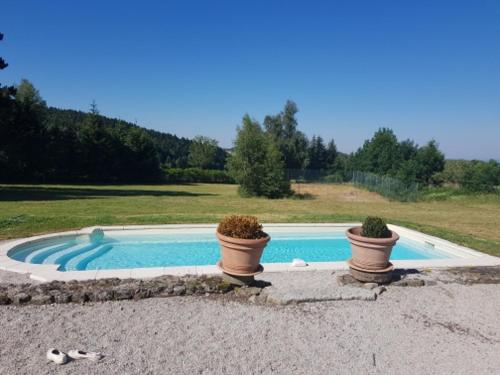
[292,183,387,202]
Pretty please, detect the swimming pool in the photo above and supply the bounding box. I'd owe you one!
[8,230,451,271]
[2,224,498,281]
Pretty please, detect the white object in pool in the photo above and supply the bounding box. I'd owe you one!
[291,258,308,267]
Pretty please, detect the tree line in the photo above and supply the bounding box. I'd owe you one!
[0,80,228,183]
[1,33,228,182]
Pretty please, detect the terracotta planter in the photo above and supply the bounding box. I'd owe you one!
[346,227,399,271]
[216,231,270,275]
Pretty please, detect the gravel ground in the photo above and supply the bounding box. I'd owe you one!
[1,282,499,375]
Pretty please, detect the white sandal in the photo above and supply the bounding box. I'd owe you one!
[68,350,103,361]
[46,348,68,365]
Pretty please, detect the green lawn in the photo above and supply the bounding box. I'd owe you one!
[1,183,499,257]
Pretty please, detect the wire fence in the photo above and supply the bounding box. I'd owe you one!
[285,169,418,202]
[286,169,333,182]
[350,171,418,202]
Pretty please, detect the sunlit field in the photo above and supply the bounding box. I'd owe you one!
[1,183,499,257]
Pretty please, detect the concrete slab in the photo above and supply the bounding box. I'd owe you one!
[256,270,378,304]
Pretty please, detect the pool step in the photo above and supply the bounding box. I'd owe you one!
[27,241,78,264]
[52,242,103,270]
[10,239,71,262]
[39,242,92,265]
[63,244,112,271]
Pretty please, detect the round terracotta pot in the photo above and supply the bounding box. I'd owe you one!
[346,227,399,271]
[216,231,270,275]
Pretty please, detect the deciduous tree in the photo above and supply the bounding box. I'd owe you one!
[188,136,219,169]
[264,100,308,170]
[228,115,290,198]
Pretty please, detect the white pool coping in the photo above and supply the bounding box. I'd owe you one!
[1,223,499,282]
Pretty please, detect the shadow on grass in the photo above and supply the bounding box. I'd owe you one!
[290,192,315,200]
[0,185,215,201]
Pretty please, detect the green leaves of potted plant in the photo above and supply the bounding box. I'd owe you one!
[346,217,399,271]
[216,215,270,276]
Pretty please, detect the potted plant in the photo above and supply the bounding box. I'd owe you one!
[216,215,270,275]
[346,217,399,271]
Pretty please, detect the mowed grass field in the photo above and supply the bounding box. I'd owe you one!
[1,183,499,257]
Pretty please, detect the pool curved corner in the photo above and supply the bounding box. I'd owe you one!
[1,223,499,282]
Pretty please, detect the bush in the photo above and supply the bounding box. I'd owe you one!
[436,159,500,193]
[323,173,344,183]
[217,215,266,239]
[162,167,234,184]
[459,161,498,193]
[361,217,391,238]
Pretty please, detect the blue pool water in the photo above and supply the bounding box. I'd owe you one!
[10,230,450,271]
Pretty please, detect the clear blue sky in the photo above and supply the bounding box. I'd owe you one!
[2,0,499,159]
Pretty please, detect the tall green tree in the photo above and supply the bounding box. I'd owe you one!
[414,140,445,185]
[122,128,160,181]
[228,115,267,196]
[325,139,338,171]
[395,139,419,183]
[264,100,308,170]
[77,101,121,181]
[188,135,219,169]
[228,115,290,198]
[352,128,401,175]
[0,53,46,180]
[350,128,445,186]
[261,138,291,198]
[16,79,47,108]
[44,124,81,181]
[307,135,327,170]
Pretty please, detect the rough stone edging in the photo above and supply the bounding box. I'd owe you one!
[0,275,235,306]
[1,266,498,306]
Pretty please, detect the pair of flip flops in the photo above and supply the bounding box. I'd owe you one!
[47,348,103,365]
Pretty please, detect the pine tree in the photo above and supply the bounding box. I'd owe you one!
[326,139,338,171]
[307,135,328,170]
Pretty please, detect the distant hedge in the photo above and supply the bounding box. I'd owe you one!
[162,168,235,183]
[433,159,500,193]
